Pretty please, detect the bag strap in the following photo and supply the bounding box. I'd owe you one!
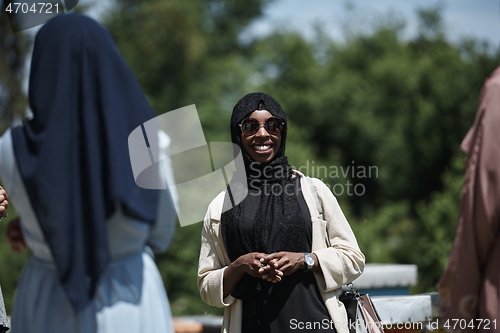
[306,177,323,219]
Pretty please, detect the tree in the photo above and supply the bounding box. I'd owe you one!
[0,9,31,132]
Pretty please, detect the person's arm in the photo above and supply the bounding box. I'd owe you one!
[310,179,365,292]
[198,210,235,308]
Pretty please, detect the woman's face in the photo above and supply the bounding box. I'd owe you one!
[240,110,282,164]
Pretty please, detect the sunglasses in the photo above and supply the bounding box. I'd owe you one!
[239,117,284,136]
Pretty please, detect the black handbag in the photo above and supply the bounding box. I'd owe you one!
[339,284,385,333]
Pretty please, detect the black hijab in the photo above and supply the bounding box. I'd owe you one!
[11,14,158,311]
[221,92,308,300]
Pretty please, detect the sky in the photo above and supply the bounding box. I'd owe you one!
[81,0,500,50]
[242,0,499,47]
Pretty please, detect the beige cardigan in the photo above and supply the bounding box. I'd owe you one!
[197,171,365,333]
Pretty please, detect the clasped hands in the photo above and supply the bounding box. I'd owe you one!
[233,251,307,283]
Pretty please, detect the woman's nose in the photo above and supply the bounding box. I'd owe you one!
[255,124,270,137]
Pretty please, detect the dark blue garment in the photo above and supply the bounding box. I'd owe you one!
[11,14,158,311]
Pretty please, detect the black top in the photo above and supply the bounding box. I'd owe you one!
[241,176,336,333]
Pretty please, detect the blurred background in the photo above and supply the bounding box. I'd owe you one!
[0,0,499,316]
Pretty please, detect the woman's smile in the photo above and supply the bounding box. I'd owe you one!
[253,141,273,152]
[241,110,282,163]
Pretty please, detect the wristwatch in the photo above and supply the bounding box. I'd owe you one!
[304,252,314,272]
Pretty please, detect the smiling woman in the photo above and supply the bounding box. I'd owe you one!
[198,92,365,333]
[239,110,283,163]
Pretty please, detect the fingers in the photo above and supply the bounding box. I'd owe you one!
[258,252,298,281]
[261,269,283,283]
[261,252,281,263]
[261,251,287,268]
[260,257,278,268]
[243,252,305,282]
[258,262,276,275]
[0,186,8,198]
[263,252,304,276]
[237,252,271,277]
[0,200,8,216]
[240,253,283,282]
[252,252,267,261]
[0,186,9,217]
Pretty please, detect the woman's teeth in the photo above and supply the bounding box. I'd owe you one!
[255,145,271,151]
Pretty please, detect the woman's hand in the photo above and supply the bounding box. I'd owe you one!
[7,218,26,252]
[232,252,268,277]
[258,259,283,282]
[261,251,313,276]
[232,253,283,282]
[0,186,9,218]
[223,252,266,297]
[223,252,284,297]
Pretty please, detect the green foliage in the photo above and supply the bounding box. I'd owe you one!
[411,152,465,292]
[0,12,31,132]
